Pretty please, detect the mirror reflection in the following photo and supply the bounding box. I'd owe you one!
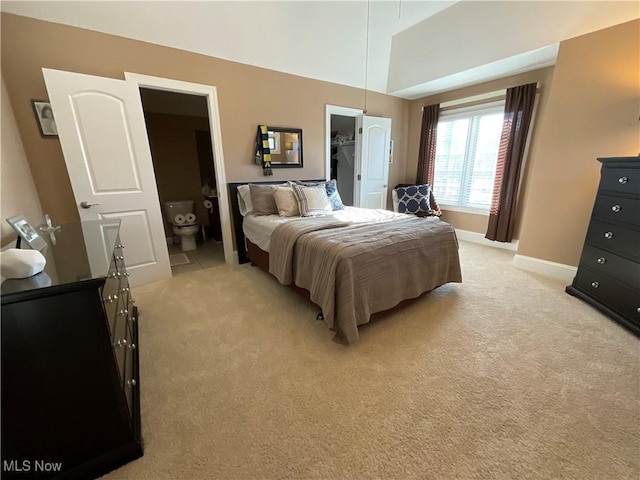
[267,127,303,167]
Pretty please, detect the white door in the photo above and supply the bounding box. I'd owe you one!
[356,115,392,209]
[43,68,171,287]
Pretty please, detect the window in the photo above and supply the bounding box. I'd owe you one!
[433,102,504,211]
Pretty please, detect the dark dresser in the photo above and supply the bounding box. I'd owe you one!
[1,219,142,479]
[566,156,640,335]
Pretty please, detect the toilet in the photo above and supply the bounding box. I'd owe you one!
[163,200,199,252]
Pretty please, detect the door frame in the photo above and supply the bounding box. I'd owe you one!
[124,72,234,265]
[324,104,362,181]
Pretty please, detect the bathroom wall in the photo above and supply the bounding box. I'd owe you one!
[143,112,212,237]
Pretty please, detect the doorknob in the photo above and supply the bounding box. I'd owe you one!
[80,201,101,209]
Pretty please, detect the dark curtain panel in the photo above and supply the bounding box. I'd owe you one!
[416,104,440,185]
[486,83,537,242]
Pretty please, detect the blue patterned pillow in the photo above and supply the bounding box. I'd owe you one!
[395,184,432,214]
[325,179,345,211]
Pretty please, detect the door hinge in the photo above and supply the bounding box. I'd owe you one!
[358,127,362,134]
[357,174,361,181]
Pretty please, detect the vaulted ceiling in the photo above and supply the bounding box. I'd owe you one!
[1,1,638,99]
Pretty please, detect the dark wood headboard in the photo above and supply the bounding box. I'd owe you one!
[228,180,325,264]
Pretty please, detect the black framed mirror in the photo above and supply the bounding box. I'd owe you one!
[267,127,303,167]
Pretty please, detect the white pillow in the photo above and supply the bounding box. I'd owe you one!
[273,186,300,217]
[0,248,46,279]
[292,184,332,216]
[237,185,254,216]
[392,189,400,212]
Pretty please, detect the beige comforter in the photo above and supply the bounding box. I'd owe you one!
[269,214,462,344]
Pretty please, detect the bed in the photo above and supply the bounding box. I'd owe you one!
[229,180,462,344]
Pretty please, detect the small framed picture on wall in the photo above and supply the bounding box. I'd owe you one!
[31,100,59,138]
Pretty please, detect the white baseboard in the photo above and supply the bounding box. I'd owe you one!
[454,228,576,282]
[512,254,577,284]
[454,229,519,252]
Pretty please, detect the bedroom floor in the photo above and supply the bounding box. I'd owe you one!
[167,238,224,275]
[102,240,639,480]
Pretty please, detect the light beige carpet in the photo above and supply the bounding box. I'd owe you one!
[103,241,639,480]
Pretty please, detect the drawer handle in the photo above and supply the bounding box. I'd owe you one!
[117,309,128,316]
[115,338,128,348]
[637,307,640,314]
[103,294,118,303]
[591,281,599,288]
[128,343,137,350]
[115,255,124,261]
[127,379,136,387]
[117,244,125,249]
[120,287,130,293]
[604,231,613,239]
[618,176,628,184]
[597,257,606,265]
[611,204,621,213]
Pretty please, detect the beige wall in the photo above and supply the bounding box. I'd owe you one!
[1,76,43,247]
[517,19,640,266]
[409,19,639,266]
[0,13,409,227]
[144,112,211,236]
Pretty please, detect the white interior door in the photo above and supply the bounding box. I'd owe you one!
[356,115,392,209]
[43,68,171,287]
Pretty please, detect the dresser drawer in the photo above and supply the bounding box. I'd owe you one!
[123,338,137,416]
[102,273,120,298]
[105,289,123,338]
[592,194,640,226]
[103,279,122,332]
[579,244,640,290]
[600,166,640,196]
[574,268,640,324]
[111,307,132,376]
[585,220,640,261]
[113,253,126,274]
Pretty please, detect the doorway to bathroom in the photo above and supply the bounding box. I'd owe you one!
[43,69,233,285]
[139,88,225,275]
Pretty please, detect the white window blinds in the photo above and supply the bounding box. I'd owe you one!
[433,103,504,211]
